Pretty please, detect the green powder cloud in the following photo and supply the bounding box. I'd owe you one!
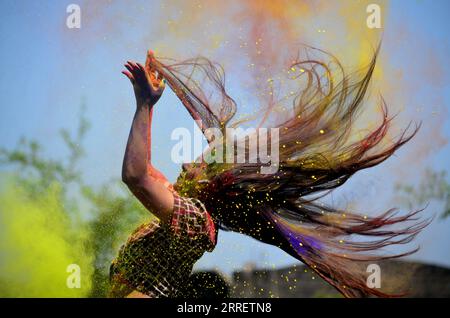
[0,179,93,297]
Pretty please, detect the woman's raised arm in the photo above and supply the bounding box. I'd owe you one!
[121,51,174,224]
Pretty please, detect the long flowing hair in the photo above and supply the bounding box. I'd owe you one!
[151,46,429,297]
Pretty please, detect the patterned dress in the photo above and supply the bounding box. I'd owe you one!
[109,192,217,297]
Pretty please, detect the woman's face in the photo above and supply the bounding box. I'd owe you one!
[175,162,209,194]
[181,163,191,172]
[181,163,204,180]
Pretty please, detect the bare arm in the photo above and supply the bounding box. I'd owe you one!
[121,51,174,224]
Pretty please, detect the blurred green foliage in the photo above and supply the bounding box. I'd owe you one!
[396,169,450,219]
[0,104,149,297]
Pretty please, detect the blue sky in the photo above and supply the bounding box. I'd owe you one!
[0,0,449,276]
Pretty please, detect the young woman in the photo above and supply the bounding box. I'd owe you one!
[110,47,428,298]
[109,51,217,298]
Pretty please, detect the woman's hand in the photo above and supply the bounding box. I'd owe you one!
[122,50,165,106]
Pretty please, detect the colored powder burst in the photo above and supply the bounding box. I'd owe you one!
[69,0,447,170]
[0,179,93,297]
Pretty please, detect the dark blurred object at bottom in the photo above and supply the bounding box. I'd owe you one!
[178,271,230,298]
[185,260,450,298]
[231,260,450,298]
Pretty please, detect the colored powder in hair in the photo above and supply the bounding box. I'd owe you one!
[266,211,322,256]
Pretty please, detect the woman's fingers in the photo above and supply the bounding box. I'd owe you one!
[136,62,145,72]
[145,50,154,71]
[126,61,146,82]
[156,71,164,81]
[128,60,137,67]
[121,70,135,83]
[124,62,135,74]
[144,50,164,86]
[156,79,166,94]
[157,79,166,93]
[126,60,137,69]
[127,61,141,74]
[145,50,161,84]
[123,56,165,97]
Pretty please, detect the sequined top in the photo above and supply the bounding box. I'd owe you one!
[109,192,217,298]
